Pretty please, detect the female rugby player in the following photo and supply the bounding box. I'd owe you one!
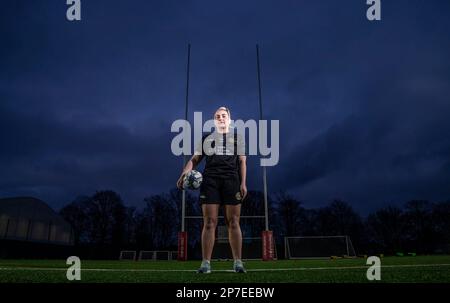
[177,106,247,273]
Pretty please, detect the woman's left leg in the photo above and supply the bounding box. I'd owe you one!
[225,204,242,260]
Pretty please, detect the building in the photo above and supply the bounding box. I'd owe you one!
[0,197,73,258]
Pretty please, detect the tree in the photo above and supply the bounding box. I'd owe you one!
[143,193,178,249]
[59,195,91,245]
[170,188,201,248]
[315,200,363,236]
[432,200,450,253]
[122,206,137,247]
[403,200,437,253]
[366,206,405,254]
[240,190,266,238]
[274,191,306,237]
[314,200,365,252]
[86,190,127,246]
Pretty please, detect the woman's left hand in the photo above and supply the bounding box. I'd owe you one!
[240,183,248,201]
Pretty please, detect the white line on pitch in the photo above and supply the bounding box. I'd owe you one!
[0,263,450,273]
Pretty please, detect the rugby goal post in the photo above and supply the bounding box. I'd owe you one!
[213,235,278,261]
[177,231,187,261]
[177,44,275,261]
[284,235,356,259]
[179,215,275,261]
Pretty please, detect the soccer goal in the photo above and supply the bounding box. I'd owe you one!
[138,250,178,261]
[119,250,136,261]
[284,235,356,259]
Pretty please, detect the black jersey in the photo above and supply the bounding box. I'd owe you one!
[195,131,245,179]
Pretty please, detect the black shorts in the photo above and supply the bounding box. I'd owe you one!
[199,176,242,205]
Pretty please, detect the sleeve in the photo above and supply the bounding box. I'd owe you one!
[236,134,246,156]
[194,135,205,155]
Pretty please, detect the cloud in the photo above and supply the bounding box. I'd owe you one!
[0,103,180,209]
[1,0,450,213]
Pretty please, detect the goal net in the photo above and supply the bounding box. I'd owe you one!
[138,250,178,261]
[285,235,356,259]
[119,250,136,261]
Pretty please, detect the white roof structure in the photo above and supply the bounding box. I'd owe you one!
[0,197,73,245]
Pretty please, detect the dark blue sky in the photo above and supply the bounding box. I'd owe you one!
[1,0,450,214]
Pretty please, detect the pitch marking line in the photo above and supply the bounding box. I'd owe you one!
[0,263,449,273]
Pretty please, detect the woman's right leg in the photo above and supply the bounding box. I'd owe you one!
[201,203,220,261]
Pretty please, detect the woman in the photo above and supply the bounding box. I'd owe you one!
[176,106,247,273]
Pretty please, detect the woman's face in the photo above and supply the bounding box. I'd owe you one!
[214,109,230,131]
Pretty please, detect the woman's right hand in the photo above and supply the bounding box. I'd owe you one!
[176,172,188,189]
